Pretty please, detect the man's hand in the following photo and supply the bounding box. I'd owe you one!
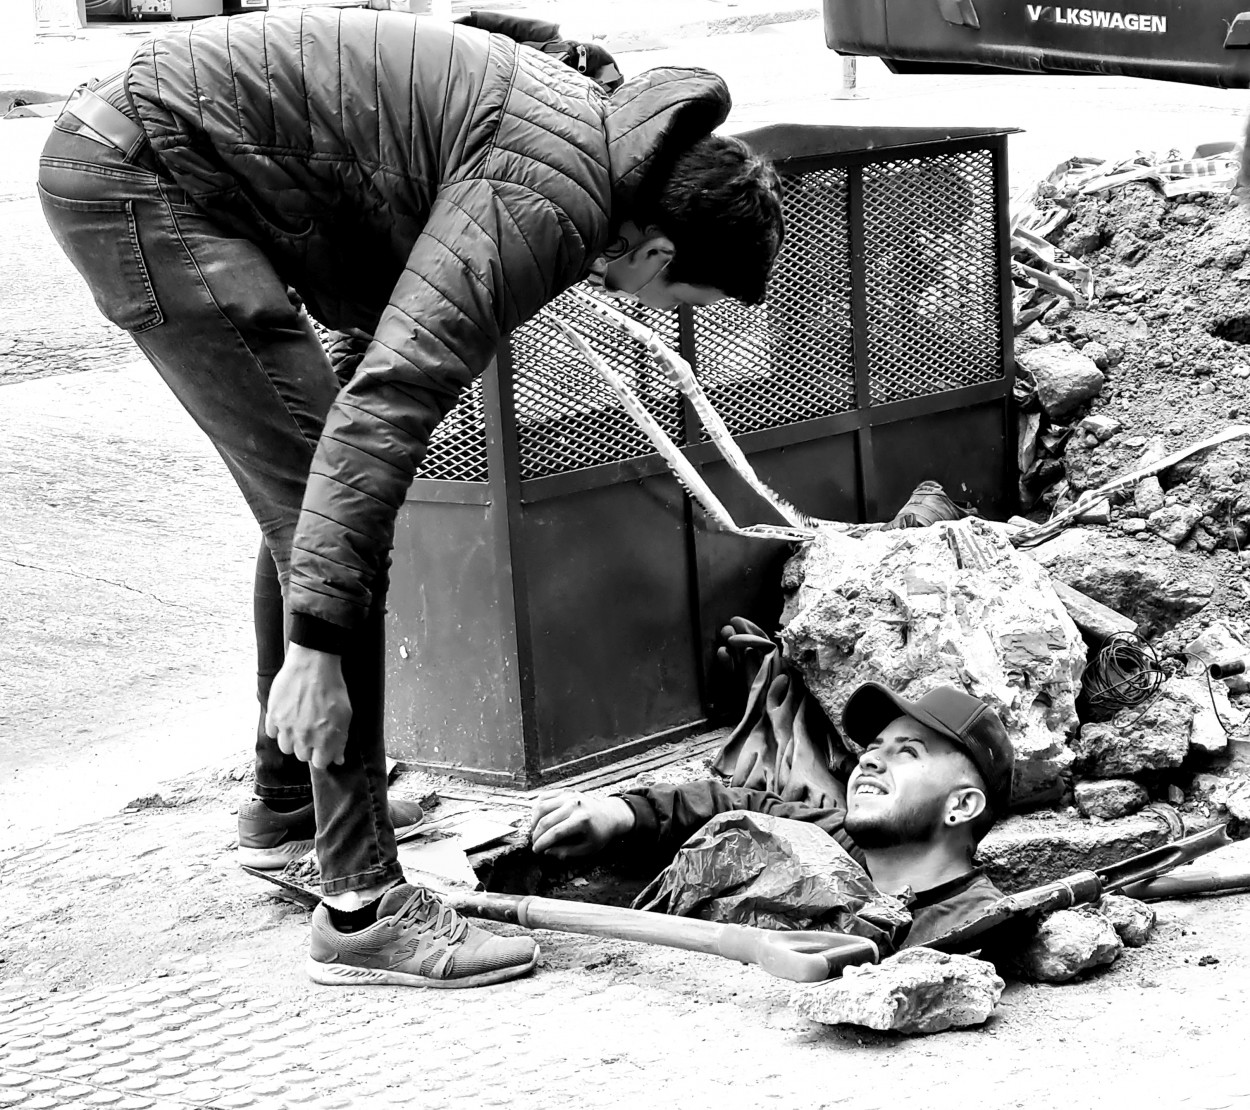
[265,644,352,770]
[529,791,636,858]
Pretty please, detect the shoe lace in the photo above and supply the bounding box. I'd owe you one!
[395,887,468,945]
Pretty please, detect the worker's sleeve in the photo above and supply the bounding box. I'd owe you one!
[287,179,585,652]
[616,780,862,864]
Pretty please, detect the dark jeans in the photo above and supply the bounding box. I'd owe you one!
[38,94,400,896]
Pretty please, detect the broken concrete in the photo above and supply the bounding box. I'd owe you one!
[1098,894,1156,947]
[1026,528,1214,635]
[1134,476,1166,516]
[790,947,1004,1035]
[1075,677,1234,774]
[979,812,1169,892]
[1016,343,1106,420]
[1074,779,1149,820]
[781,520,1086,803]
[1147,504,1203,545]
[1008,907,1123,982]
[1075,711,1189,777]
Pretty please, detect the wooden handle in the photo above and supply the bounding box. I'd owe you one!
[448,891,731,958]
[448,891,881,981]
[1120,868,1250,901]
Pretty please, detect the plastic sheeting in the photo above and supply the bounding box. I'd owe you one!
[633,812,911,955]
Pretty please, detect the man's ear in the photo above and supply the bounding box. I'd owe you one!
[945,786,987,829]
[604,233,674,293]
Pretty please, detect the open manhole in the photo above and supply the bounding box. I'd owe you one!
[1209,315,1250,344]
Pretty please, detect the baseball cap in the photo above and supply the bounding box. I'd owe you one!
[841,683,1015,814]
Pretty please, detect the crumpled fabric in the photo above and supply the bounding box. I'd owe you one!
[710,618,852,809]
[634,812,911,954]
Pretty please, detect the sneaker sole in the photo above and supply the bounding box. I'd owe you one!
[305,948,540,990]
[237,840,315,870]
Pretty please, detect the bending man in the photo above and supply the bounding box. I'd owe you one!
[40,9,784,988]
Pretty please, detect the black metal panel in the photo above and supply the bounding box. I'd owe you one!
[868,400,1013,521]
[516,476,705,769]
[384,499,527,780]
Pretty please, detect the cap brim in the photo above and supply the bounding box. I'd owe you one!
[841,682,966,751]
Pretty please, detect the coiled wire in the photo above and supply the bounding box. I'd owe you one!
[1082,631,1165,716]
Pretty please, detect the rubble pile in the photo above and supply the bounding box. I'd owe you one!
[1007,163,1250,841]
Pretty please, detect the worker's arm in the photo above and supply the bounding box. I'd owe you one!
[618,779,859,861]
[530,780,859,864]
[266,180,589,765]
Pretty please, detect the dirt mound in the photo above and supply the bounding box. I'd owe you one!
[1017,178,1250,663]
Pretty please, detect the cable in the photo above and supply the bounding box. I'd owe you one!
[1082,631,1166,721]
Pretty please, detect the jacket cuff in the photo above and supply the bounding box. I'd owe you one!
[288,613,351,656]
[618,792,657,845]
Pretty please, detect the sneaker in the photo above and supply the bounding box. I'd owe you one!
[307,884,539,989]
[237,797,425,870]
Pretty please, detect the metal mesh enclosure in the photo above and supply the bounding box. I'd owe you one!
[508,292,683,481]
[861,149,1002,405]
[417,378,490,481]
[692,167,856,437]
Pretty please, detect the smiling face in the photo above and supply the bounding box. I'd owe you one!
[843,716,987,850]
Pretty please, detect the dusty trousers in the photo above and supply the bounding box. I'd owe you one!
[37,81,401,897]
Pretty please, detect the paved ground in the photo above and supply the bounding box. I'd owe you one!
[7,14,1250,1106]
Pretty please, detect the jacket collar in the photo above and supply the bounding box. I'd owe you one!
[603,67,731,226]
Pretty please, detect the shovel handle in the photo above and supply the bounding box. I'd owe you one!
[746,930,880,983]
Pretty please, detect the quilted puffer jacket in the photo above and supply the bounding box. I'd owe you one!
[124,9,730,649]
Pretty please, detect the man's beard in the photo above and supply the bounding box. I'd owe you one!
[844,794,946,849]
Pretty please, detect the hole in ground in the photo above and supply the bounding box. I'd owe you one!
[1209,316,1250,343]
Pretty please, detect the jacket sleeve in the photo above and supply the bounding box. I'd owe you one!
[617,780,862,865]
[287,178,586,651]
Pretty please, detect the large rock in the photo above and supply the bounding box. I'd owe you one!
[1016,343,1106,419]
[1133,477,1166,516]
[790,947,1004,1034]
[781,520,1086,802]
[1186,624,1250,695]
[979,812,1170,892]
[1007,907,1122,982]
[1026,529,1214,635]
[1097,895,1156,947]
[1074,779,1148,820]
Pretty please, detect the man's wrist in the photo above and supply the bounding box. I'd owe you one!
[288,612,349,656]
[609,796,637,838]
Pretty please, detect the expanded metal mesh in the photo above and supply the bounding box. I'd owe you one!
[413,143,1005,483]
[861,149,1002,405]
[509,292,683,481]
[692,167,856,437]
[418,378,490,481]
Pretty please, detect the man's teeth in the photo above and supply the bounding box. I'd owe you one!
[855,783,885,796]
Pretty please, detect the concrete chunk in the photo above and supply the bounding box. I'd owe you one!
[1008,908,1122,982]
[791,947,1004,1035]
[1098,895,1156,947]
[979,812,1169,892]
[782,520,1086,804]
[1074,779,1149,820]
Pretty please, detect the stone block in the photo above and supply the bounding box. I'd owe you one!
[1080,414,1122,442]
[1098,895,1156,947]
[1016,343,1106,420]
[1007,907,1122,982]
[790,947,1004,1034]
[979,812,1170,892]
[1075,712,1189,777]
[1074,779,1148,820]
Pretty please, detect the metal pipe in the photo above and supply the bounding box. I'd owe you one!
[1209,658,1249,679]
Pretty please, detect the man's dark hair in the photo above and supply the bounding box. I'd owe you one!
[639,135,785,305]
